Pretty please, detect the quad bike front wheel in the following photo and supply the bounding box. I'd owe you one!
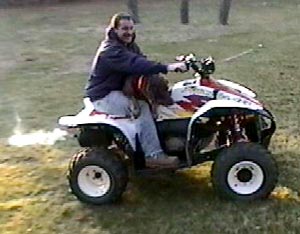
[211,142,278,201]
[68,147,128,205]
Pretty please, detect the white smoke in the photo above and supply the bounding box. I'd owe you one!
[8,110,68,147]
[8,128,68,147]
[14,110,22,135]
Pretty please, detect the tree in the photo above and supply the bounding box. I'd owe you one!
[219,0,232,25]
[127,0,140,24]
[180,0,189,24]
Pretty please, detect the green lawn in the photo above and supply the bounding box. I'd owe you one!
[0,0,300,233]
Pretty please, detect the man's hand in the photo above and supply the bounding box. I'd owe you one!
[167,62,187,72]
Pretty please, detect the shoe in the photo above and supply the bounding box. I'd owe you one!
[145,154,179,169]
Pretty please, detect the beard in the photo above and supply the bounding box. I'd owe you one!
[122,35,133,43]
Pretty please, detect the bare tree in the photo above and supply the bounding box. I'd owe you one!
[127,0,140,23]
[219,0,232,25]
[180,0,189,24]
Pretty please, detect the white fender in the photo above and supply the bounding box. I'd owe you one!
[218,79,257,98]
[190,99,263,123]
[59,115,138,151]
[58,98,138,151]
[184,99,263,166]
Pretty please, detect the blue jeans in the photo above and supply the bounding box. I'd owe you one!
[92,91,163,157]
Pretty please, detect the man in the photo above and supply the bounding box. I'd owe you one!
[85,12,187,168]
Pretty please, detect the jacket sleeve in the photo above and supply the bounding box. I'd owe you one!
[103,46,168,75]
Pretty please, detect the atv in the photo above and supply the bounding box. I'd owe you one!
[58,54,278,205]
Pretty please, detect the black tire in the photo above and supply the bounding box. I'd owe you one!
[211,142,278,201]
[68,147,128,205]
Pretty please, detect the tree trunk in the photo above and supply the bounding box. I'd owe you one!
[180,0,189,24]
[127,0,140,24]
[219,0,232,25]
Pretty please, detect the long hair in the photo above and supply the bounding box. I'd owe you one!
[109,12,133,29]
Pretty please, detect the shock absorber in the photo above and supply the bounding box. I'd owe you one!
[232,114,248,142]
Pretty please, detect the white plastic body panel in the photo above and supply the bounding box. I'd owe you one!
[58,98,138,151]
[190,99,263,122]
[217,79,257,98]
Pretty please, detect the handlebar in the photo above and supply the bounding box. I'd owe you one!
[176,54,215,78]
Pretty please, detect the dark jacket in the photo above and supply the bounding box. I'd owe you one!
[85,28,168,101]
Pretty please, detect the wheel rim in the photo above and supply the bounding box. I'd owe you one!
[77,165,111,197]
[227,161,264,195]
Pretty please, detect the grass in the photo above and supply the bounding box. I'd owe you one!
[0,0,300,233]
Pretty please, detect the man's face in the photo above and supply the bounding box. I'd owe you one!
[114,19,135,44]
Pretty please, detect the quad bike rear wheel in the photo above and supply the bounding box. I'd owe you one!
[68,147,128,205]
[211,142,278,201]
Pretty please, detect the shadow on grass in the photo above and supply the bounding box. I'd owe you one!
[79,166,287,234]
[127,168,214,203]
[73,151,300,234]
[81,167,222,233]
[2,143,300,234]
